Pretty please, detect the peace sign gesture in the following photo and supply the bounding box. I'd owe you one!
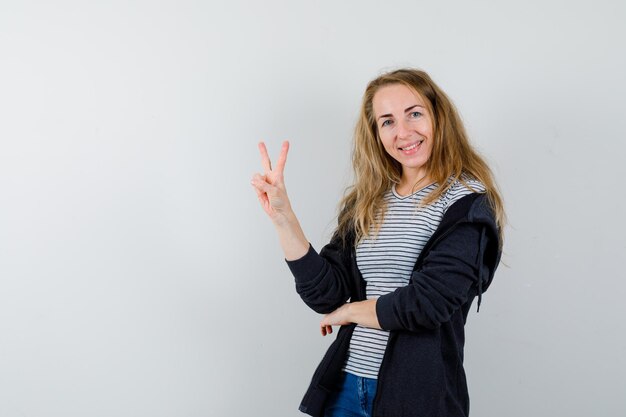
[251,141,294,227]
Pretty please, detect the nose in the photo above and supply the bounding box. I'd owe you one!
[396,118,412,139]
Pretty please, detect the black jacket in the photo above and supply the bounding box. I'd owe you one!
[285,193,502,417]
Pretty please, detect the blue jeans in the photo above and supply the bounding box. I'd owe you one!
[324,372,378,417]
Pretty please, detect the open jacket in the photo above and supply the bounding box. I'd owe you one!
[285,193,502,417]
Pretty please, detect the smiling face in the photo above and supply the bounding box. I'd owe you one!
[372,83,434,187]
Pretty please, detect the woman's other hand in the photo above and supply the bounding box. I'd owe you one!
[320,303,351,336]
[320,300,381,336]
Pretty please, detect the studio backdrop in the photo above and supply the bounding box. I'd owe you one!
[0,1,624,416]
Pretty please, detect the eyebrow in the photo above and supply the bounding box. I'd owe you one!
[377,105,425,121]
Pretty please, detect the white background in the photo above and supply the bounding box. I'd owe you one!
[1,1,625,416]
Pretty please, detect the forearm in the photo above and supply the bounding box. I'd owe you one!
[321,299,381,333]
[349,299,381,329]
[275,211,310,261]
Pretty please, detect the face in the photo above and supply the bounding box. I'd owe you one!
[372,83,434,183]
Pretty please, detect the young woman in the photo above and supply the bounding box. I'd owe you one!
[250,68,505,417]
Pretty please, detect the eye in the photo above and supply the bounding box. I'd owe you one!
[410,111,422,118]
[381,119,392,127]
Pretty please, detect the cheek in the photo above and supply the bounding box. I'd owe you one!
[418,120,433,137]
[378,133,393,149]
[383,140,397,154]
[424,138,434,152]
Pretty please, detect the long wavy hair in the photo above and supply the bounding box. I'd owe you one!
[335,68,506,248]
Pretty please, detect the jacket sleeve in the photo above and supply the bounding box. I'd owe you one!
[375,222,489,331]
[285,232,355,315]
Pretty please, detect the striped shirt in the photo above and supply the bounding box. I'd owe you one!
[343,176,486,379]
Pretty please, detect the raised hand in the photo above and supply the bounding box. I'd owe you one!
[251,141,293,227]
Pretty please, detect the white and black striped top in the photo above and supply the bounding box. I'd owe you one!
[343,176,486,379]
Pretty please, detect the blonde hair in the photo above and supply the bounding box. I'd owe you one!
[335,68,506,248]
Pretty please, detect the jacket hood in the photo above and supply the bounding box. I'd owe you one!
[466,193,502,310]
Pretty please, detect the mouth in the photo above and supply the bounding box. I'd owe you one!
[398,140,424,154]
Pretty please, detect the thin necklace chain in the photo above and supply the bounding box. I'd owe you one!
[397,173,430,195]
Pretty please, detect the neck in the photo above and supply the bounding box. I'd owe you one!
[398,170,430,188]
[399,170,431,192]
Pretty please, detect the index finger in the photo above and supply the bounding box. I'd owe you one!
[257,141,272,174]
[274,140,289,174]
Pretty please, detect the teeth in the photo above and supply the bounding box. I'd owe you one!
[401,141,422,151]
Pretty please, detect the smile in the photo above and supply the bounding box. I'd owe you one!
[399,140,424,153]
